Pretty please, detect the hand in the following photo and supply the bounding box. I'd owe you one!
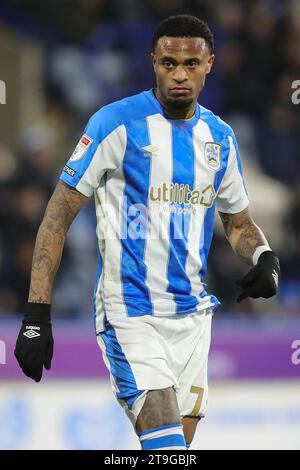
[14,303,54,382]
[235,251,280,303]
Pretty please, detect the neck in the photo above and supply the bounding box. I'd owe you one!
[154,88,196,121]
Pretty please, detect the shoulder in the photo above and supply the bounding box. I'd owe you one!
[199,104,235,139]
[87,90,152,139]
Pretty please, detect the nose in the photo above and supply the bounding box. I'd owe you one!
[172,65,188,83]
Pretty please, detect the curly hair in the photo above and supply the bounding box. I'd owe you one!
[152,14,214,54]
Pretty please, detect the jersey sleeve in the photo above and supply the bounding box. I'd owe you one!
[216,132,250,214]
[59,109,126,197]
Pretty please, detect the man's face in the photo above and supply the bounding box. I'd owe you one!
[151,36,215,110]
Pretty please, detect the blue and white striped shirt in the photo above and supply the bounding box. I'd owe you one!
[60,89,249,333]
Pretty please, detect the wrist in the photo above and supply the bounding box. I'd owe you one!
[252,245,272,265]
[24,302,51,324]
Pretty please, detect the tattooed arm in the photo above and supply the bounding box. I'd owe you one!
[14,181,88,381]
[28,181,89,304]
[219,206,269,266]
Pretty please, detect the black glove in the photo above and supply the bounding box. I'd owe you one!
[236,251,280,303]
[14,303,54,382]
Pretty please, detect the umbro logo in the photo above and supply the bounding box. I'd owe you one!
[272,269,279,288]
[142,145,159,157]
[23,326,41,339]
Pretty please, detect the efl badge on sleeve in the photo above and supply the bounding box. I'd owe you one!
[204,142,221,171]
[69,134,93,162]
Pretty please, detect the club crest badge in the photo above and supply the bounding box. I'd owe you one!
[204,142,221,171]
[69,134,93,162]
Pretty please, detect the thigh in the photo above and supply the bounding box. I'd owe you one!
[97,316,178,427]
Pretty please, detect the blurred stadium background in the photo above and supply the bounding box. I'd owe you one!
[0,0,300,450]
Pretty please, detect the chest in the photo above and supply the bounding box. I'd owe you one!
[122,117,228,195]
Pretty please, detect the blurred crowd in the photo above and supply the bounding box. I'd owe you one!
[0,0,299,317]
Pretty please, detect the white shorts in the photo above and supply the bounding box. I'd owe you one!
[97,308,213,428]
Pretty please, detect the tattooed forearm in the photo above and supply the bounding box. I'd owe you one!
[219,212,234,239]
[234,220,267,265]
[219,210,269,266]
[28,181,88,303]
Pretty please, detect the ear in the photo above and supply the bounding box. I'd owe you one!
[206,54,215,75]
[151,52,157,72]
